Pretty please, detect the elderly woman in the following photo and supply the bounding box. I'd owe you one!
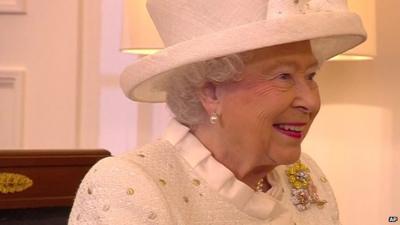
[69,0,366,224]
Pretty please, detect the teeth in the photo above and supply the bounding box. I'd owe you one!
[277,124,303,132]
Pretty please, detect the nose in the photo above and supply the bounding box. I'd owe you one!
[292,82,321,115]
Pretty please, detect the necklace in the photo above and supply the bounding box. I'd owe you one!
[255,176,269,192]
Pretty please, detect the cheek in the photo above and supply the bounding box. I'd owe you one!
[253,97,291,129]
[219,81,294,127]
[246,79,292,98]
[230,80,291,105]
[252,84,295,116]
[311,88,321,117]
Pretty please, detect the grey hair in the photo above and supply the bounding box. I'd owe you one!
[166,53,253,127]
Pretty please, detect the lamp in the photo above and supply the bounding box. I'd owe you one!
[331,0,376,61]
[120,0,163,55]
[121,0,376,60]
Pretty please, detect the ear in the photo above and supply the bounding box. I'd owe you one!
[197,82,220,115]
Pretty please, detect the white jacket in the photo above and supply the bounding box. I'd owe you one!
[69,120,341,225]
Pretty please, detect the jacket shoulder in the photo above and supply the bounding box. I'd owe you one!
[69,154,174,225]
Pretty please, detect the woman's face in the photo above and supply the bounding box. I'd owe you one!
[216,41,320,167]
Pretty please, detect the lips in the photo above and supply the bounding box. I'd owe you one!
[273,123,306,139]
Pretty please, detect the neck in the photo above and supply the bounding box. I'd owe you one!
[192,125,277,191]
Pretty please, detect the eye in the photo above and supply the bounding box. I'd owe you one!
[306,72,319,89]
[271,73,295,88]
[276,73,292,80]
[307,72,317,80]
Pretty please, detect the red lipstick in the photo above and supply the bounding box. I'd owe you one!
[273,123,306,139]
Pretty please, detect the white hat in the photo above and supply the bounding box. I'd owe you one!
[121,0,367,102]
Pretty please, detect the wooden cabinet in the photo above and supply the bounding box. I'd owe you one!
[0,149,111,209]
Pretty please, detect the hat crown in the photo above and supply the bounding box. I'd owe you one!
[146,0,349,46]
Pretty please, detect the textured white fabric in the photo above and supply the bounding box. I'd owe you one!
[167,119,284,219]
[69,120,342,225]
[120,0,366,102]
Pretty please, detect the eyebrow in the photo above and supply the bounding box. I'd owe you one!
[269,58,320,71]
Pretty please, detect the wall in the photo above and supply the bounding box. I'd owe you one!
[0,0,80,148]
[97,0,172,154]
[0,0,133,151]
[97,0,141,155]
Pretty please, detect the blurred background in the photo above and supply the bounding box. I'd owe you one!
[0,0,398,224]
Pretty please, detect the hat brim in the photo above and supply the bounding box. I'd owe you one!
[121,12,366,102]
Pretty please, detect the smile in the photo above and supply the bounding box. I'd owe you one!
[273,123,306,139]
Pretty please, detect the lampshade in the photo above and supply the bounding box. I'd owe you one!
[120,0,164,55]
[121,0,376,60]
[331,0,376,61]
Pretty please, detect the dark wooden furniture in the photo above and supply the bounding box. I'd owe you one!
[0,149,111,225]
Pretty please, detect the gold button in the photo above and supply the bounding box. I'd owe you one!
[103,204,110,211]
[192,179,201,186]
[317,200,328,209]
[127,188,135,195]
[320,177,328,183]
[148,211,157,220]
[183,196,189,203]
[159,179,167,186]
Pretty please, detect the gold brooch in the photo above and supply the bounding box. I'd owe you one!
[286,161,327,211]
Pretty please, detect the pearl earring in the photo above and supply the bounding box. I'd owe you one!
[209,112,219,124]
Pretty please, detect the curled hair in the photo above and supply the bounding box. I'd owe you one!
[166,53,253,127]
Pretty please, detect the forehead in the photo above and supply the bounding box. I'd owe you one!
[242,41,319,70]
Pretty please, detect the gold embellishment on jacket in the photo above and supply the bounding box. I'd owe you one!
[192,179,200,186]
[159,179,167,186]
[127,188,135,195]
[102,204,110,211]
[148,211,157,220]
[0,172,33,194]
[137,153,146,158]
[183,196,189,203]
[286,161,327,211]
[320,176,328,183]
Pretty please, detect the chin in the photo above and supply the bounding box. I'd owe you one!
[278,149,302,165]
